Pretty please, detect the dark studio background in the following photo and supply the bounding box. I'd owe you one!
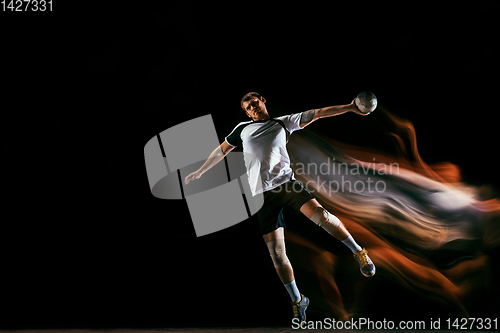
[1,1,500,329]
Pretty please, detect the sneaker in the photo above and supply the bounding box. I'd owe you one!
[291,294,309,323]
[353,248,376,277]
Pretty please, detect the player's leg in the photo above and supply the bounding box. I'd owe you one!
[263,227,294,285]
[300,198,376,277]
[263,227,309,323]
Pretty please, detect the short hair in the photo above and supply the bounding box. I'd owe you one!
[240,92,261,111]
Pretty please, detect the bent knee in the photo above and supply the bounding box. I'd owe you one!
[266,239,290,268]
[309,207,341,232]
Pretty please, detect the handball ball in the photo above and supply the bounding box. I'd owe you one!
[355,91,377,114]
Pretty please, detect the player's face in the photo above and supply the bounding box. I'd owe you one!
[243,96,268,119]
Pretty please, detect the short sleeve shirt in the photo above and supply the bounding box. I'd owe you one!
[225,112,308,195]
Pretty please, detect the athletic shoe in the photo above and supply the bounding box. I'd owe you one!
[353,248,376,277]
[291,294,309,323]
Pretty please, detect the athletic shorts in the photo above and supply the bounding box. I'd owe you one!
[256,179,315,236]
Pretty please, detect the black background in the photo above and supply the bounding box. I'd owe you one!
[1,0,500,329]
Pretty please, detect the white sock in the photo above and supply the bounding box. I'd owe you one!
[342,235,363,253]
[284,279,301,302]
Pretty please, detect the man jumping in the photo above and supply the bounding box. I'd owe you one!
[185,92,375,323]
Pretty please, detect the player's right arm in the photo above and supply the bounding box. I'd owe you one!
[184,141,234,184]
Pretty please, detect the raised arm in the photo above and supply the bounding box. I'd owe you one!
[299,99,366,129]
[184,141,234,184]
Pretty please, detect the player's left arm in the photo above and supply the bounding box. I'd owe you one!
[299,100,365,129]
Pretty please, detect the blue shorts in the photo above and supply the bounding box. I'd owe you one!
[256,179,315,236]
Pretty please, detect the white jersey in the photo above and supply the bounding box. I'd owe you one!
[225,112,308,196]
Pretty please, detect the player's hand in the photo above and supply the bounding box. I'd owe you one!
[185,170,202,185]
[349,99,368,116]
